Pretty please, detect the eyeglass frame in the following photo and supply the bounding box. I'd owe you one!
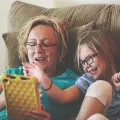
[80,53,98,69]
[24,42,58,50]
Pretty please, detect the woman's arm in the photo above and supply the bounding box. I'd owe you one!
[0,82,5,111]
[0,82,3,93]
[0,94,5,111]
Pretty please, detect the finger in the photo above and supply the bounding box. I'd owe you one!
[23,66,28,70]
[40,94,42,97]
[37,88,42,97]
[26,113,40,120]
[23,69,29,76]
[26,112,47,120]
[31,62,39,66]
[118,73,120,82]
[25,71,33,76]
[114,73,120,83]
[116,73,120,82]
[112,74,116,81]
[23,115,32,120]
[23,70,27,76]
[31,62,43,70]
[114,73,119,83]
[38,88,41,93]
[22,62,34,69]
[111,75,114,81]
[41,104,45,111]
[32,110,50,119]
[30,62,36,66]
[25,113,38,120]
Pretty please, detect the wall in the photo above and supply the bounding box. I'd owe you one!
[54,0,120,7]
[0,0,15,74]
[0,0,120,74]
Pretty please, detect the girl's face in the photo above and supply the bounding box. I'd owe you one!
[79,44,109,80]
[26,24,59,75]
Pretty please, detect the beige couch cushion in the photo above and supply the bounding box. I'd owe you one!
[2,32,22,68]
[8,1,120,33]
[3,21,96,74]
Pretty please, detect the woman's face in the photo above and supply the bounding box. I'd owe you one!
[26,24,59,75]
[79,44,109,80]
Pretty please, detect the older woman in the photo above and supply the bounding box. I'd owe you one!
[0,16,80,120]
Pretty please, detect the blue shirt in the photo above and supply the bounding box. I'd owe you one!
[0,66,80,120]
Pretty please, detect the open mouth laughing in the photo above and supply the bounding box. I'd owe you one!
[88,68,97,76]
[35,57,45,61]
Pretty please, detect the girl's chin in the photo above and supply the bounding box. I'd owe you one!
[92,75,99,80]
[93,75,102,80]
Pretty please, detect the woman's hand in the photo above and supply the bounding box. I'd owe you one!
[25,105,51,120]
[112,72,120,88]
[0,94,5,111]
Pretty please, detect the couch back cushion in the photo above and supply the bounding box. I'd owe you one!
[5,1,120,74]
[8,1,120,32]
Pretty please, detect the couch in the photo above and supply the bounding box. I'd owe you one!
[3,1,120,75]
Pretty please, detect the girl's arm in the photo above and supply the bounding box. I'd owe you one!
[76,80,113,120]
[41,76,82,103]
[23,62,83,104]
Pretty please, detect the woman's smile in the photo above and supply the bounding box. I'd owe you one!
[35,57,45,62]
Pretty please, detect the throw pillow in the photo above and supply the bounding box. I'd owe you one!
[8,1,107,32]
[2,32,22,68]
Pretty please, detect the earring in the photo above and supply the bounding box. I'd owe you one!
[59,56,64,63]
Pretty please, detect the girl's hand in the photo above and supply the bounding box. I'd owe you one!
[38,88,42,98]
[112,73,120,88]
[25,105,51,120]
[22,62,46,83]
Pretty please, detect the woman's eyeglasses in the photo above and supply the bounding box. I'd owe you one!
[80,53,98,68]
[24,42,58,50]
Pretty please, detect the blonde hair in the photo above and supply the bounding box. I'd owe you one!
[76,29,120,75]
[18,15,68,65]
